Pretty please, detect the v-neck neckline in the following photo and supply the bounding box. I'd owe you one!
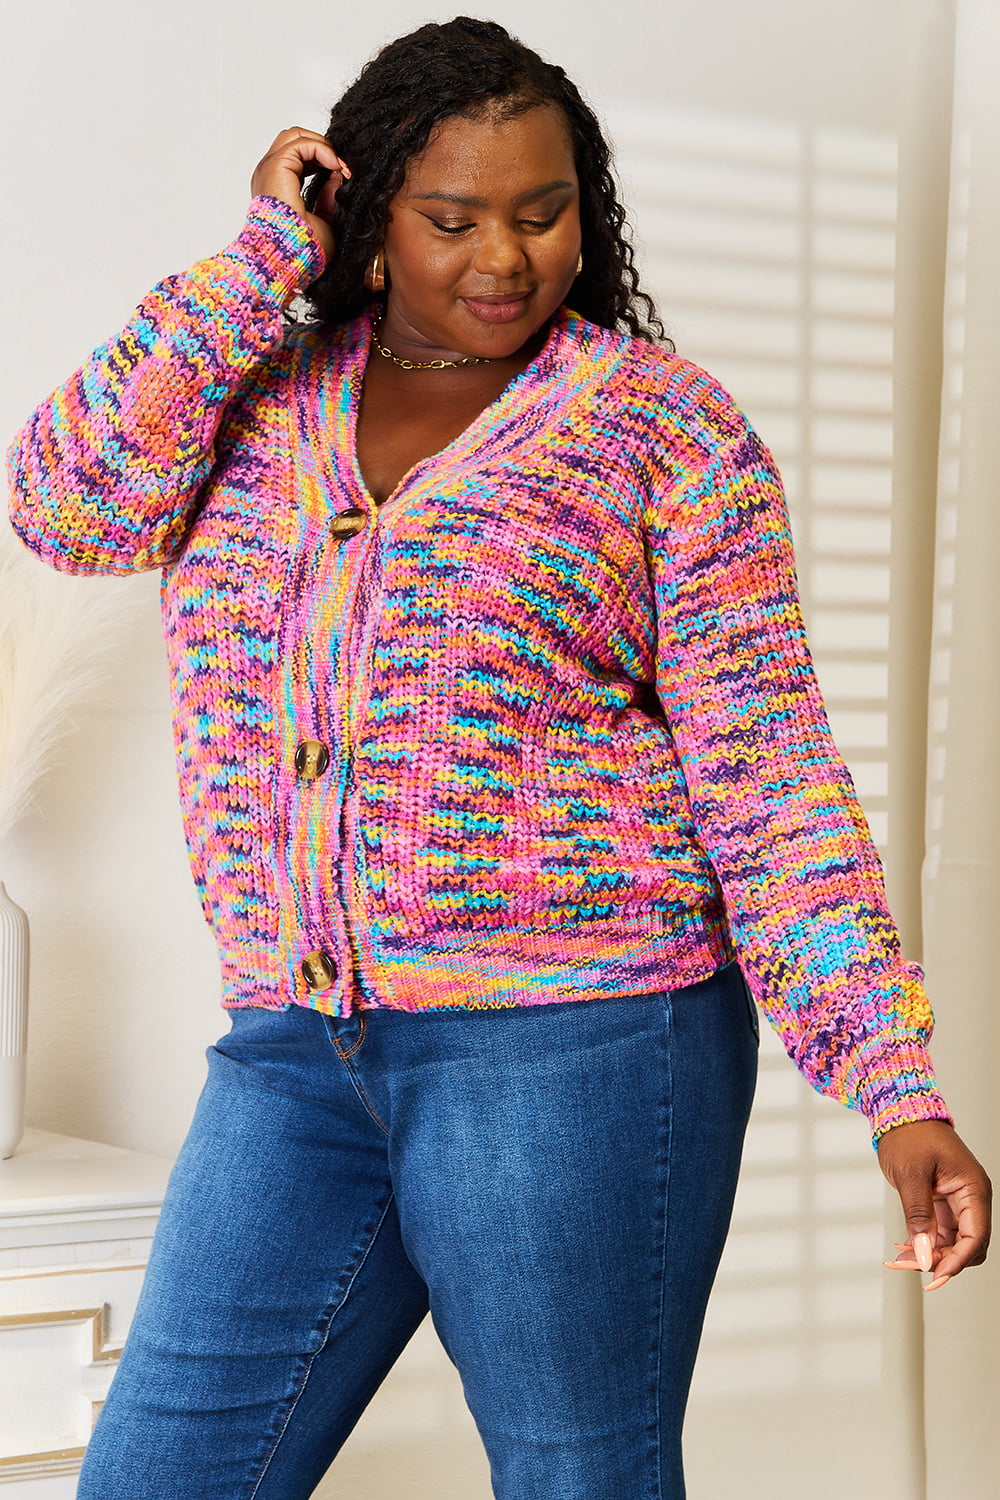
[342,302,573,512]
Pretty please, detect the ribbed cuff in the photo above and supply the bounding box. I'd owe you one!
[223,193,327,309]
[852,1036,955,1149]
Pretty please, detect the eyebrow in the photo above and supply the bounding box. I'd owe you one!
[409,179,575,208]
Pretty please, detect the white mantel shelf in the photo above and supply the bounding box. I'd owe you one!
[0,1130,172,1251]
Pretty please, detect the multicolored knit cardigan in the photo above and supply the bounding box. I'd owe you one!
[5,193,953,1145]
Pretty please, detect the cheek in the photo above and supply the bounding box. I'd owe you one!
[426,246,468,283]
[391,235,466,285]
[536,232,579,278]
[534,210,581,268]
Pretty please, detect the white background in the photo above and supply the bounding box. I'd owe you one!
[0,4,919,1495]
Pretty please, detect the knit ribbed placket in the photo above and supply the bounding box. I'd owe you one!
[275,317,379,1016]
[279,306,582,1014]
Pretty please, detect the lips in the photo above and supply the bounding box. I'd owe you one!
[461,291,533,324]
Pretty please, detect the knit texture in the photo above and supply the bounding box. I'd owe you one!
[5,193,953,1145]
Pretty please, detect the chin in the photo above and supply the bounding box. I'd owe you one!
[456,298,559,357]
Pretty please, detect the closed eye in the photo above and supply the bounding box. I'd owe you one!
[426,212,562,235]
[430,219,475,235]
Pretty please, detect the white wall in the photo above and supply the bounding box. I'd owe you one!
[1,4,917,1497]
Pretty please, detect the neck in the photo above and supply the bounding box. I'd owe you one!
[372,313,491,369]
[371,300,554,370]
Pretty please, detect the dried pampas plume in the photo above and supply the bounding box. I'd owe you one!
[0,523,136,845]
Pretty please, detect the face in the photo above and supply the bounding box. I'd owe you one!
[379,103,582,361]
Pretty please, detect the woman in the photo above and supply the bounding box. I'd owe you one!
[5,16,990,1500]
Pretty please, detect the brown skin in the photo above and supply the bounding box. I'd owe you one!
[878,1119,990,1290]
[249,125,350,263]
[250,122,992,1286]
[251,109,581,502]
[358,105,581,503]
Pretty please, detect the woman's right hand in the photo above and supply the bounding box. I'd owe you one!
[250,127,351,264]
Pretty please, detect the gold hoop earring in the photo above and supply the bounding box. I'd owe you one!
[364,249,386,293]
[575,252,583,276]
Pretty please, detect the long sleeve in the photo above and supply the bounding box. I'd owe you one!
[643,402,954,1145]
[5,194,325,576]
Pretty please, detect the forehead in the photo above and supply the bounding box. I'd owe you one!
[399,105,577,194]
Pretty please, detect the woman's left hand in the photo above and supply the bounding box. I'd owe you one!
[878,1119,992,1291]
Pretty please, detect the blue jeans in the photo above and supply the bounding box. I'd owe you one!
[77,962,758,1499]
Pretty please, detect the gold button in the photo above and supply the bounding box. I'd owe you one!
[294,740,330,780]
[330,507,368,539]
[301,951,337,991]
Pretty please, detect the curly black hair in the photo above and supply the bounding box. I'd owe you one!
[295,15,669,345]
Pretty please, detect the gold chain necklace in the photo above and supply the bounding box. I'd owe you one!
[371,315,493,370]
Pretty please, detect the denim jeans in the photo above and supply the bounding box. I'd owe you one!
[77,961,758,1500]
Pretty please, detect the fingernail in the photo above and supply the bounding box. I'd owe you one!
[914,1232,934,1272]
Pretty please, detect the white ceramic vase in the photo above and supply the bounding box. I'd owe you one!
[0,881,29,1160]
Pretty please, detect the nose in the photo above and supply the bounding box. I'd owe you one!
[472,226,529,280]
